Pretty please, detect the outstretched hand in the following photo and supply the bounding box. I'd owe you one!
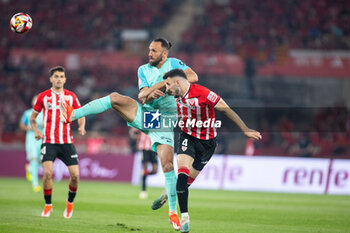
[244,129,262,140]
[149,89,165,99]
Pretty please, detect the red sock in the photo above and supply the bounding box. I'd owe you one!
[43,188,52,204]
[68,185,77,203]
[187,177,195,187]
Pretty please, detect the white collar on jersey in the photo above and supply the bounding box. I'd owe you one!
[51,88,64,95]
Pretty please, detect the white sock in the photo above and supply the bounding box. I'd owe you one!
[181,212,189,218]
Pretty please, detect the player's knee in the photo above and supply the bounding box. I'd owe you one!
[70,174,79,184]
[110,92,124,106]
[162,162,174,173]
[43,171,52,180]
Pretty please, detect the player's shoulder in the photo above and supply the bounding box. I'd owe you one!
[190,83,211,94]
[138,63,150,71]
[168,57,188,70]
[168,57,181,62]
[37,89,51,98]
[40,89,51,95]
[168,57,185,65]
[138,63,151,75]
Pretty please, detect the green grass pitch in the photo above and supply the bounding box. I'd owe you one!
[0,178,349,233]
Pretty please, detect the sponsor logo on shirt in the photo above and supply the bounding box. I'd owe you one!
[47,102,60,110]
[207,91,218,103]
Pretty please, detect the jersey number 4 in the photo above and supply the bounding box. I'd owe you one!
[40,146,46,155]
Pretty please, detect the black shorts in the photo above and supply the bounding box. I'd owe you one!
[142,150,158,164]
[41,143,79,166]
[177,132,217,171]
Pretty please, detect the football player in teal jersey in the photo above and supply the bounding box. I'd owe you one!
[60,38,198,230]
[19,95,44,192]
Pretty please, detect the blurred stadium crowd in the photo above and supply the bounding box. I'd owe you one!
[1,0,178,50]
[0,0,349,157]
[1,0,349,52]
[182,0,350,53]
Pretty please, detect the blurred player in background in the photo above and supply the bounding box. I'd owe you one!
[60,38,198,230]
[30,66,86,218]
[130,128,159,199]
[19,95,43,192]
[163,69,262,232]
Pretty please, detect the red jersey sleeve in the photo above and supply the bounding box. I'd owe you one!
[72,93,81,109]
[204,88,221,107]
[33,92,44,113]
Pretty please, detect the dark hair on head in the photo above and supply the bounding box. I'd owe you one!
[49,66,65,76]
[163,69,187,80]
[153,37,172,50]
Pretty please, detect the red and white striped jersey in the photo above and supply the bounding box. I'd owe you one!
[33,88,81,144]
[137,132,153,151]
[177,84,221,140]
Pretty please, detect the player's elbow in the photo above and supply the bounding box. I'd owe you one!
[189,73,198,83]
[19,123,25,131]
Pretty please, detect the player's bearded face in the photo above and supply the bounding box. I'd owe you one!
[149,53,163,67]
[149,42,166,67]
[166,79,180,97]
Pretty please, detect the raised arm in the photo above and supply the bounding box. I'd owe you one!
[184,68,198,83]
[215,99,262,140]
[138,80,167,104]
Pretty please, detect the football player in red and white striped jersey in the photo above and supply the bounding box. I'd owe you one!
[30,66,86,218]
[163,69,261,232]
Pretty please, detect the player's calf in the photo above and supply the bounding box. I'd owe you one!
[177,167,190,214]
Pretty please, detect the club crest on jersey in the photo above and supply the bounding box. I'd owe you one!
[177,98,197,110]
[188,99,196,106]
[143,110,161,129]
[182,146,187,151]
